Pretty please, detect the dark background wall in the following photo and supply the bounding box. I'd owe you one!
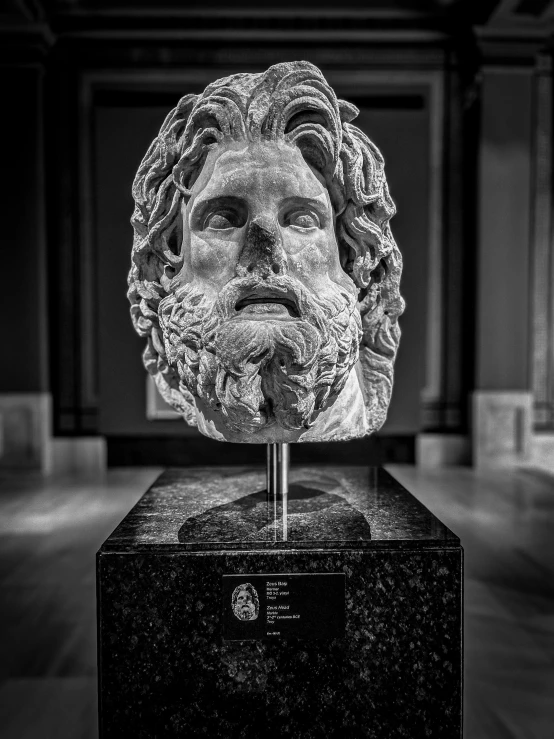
[1,0,553,464]
[477,71,532,392]
[0,67,48,393]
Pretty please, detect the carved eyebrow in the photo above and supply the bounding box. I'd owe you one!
[280,195,329,210]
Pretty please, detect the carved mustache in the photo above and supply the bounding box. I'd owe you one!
[213,275,327,330]
[234,289,299,318]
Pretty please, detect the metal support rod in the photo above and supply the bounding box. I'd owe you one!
[266,442,289,540]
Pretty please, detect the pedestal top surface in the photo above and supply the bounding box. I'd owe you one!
[100,466,459,552]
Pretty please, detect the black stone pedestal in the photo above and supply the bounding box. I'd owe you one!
[97,466,462,738]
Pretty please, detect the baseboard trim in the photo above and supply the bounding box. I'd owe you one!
[0,393,106,475]
[531,433,554,475]
[50,437,107,476]
[472,391,533,468]
[0,393,51,470]
[417,425,553,470]
[416,433,471,467]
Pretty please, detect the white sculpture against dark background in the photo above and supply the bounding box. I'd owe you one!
[128,61,404,444]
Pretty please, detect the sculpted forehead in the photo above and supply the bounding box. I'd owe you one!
[190,142,330,206]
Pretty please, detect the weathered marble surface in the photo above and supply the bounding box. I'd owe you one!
[98,468,462,738]
[128,61,404,443]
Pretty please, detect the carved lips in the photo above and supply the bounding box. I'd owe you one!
[234,285,299,320]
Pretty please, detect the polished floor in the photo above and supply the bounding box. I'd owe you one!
[0,463,553,738]
[390,465,554,739]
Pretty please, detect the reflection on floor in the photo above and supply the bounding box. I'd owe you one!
[389,465,554,739]
[0,468,161,739]
[0,464,553,738]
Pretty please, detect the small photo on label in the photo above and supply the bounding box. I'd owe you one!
[231,582,259,622]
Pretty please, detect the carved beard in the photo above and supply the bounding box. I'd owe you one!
[158,275,362,434]
[234,601,256,621]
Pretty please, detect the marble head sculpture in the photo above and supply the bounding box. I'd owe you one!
[128,61,404,443]
[231,583,259,622]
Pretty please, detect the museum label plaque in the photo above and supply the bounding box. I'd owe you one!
[222,573,345,641]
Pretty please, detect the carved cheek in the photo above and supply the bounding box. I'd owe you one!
[287,232,336,282]
[319,229,342,270]
[286,240,327,288]
[189,233,241,287]
[314,230,353,289]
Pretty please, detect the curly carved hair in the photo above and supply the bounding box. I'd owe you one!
[129,61,404,432]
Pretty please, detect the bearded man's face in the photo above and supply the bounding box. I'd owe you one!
[158,141,363,443]
[234,589,257,621]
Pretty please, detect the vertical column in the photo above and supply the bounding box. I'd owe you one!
[529,53,554,470]
[530,54,553,429]
[473,64,534,467]
[0,63,51,468]
[416,57,477,468]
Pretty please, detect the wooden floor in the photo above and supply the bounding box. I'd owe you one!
[0,464,553,738]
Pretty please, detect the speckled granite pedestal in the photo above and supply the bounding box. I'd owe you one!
[97,466,462,738]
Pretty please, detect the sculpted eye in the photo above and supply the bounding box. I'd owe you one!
[204,212,234,230]
[194,197,247,232]
[286,210,320,229]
